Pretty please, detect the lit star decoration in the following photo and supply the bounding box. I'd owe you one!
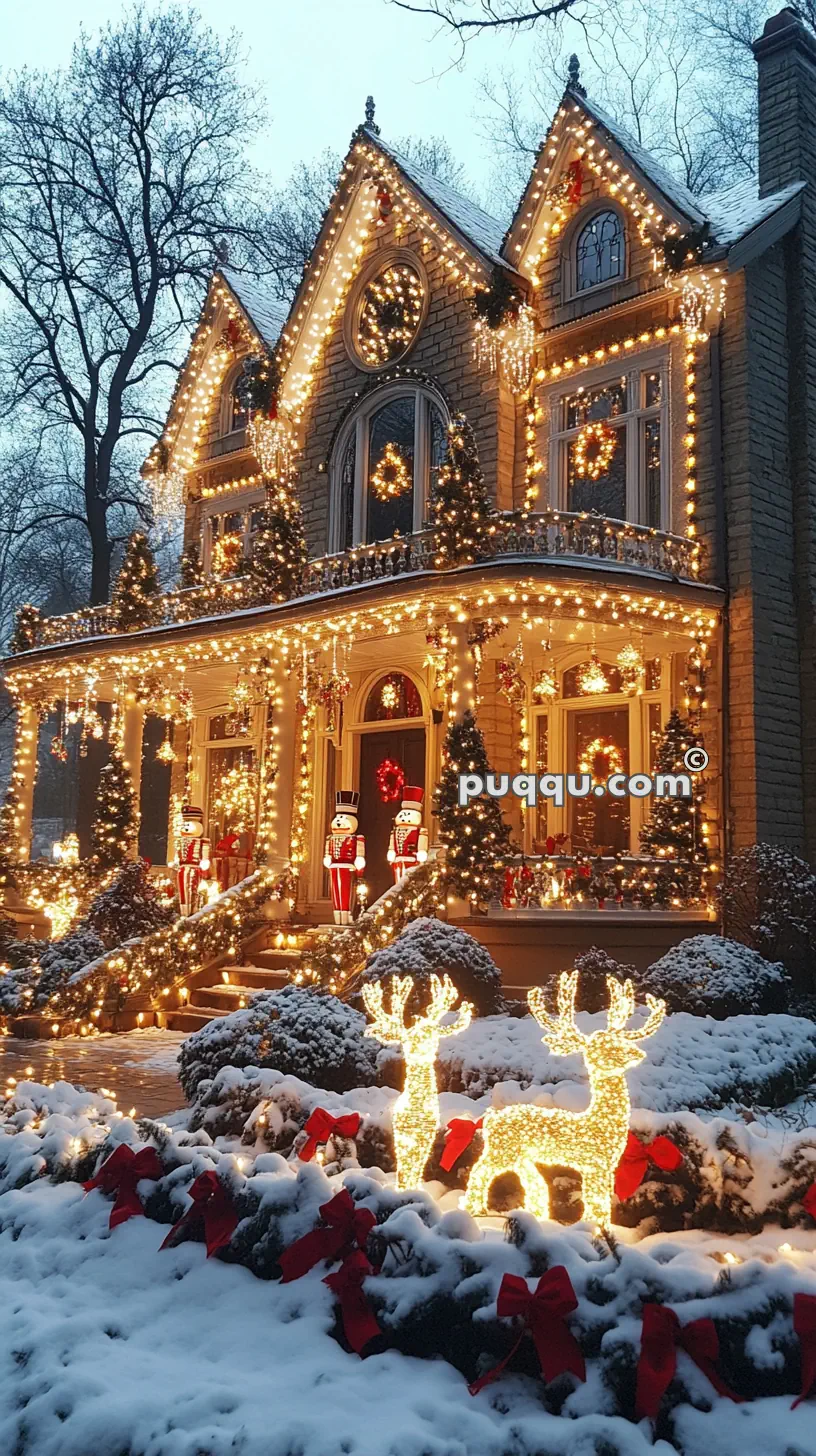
[363,973,473,1190]
[464,972,666,1225]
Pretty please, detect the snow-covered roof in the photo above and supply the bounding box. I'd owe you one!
[368,129,514,273]
[702,177,806,248]
[573,89,706,226]
[218,266,290,351]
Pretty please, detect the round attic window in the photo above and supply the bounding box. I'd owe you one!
[352,258,425,370]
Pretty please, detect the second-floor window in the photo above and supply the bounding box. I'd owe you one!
[332,385,448,550]
[548,358,667,527]
[575,209,625,292]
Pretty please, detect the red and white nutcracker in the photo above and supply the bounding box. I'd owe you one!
[323,790,366,925]
[176,805,211,917]
[386,785,429,885]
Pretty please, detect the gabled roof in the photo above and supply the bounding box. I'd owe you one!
[702,177,806,250]
[219,266,290,351]
[574,90,706,228]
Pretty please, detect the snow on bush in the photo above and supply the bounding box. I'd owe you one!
[637,935,789,1018]
[177,983,382,1099]
[0,928,105,1015]
[82,856,175,948]
[719,841,816,984]
[360,916,505,1016]
[572,945,638,1012]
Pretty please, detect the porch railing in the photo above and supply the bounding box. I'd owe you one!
[22,510,700,653]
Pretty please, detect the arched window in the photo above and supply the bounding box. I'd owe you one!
[575,210,624,292]
[364,673,423,721]
[333,384,448,550]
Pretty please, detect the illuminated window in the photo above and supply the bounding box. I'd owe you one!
[548,361,667,527]
[332,385,448,549]
[364,673,423,721]
[575,209,624,291]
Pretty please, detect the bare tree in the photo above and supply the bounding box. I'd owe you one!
[0,4,273,604]
[391,0,585,53]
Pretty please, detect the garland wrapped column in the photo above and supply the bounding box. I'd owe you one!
[2,700,39,869]
[121,695,145,860]
[257,656,299,880]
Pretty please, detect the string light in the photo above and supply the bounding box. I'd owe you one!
[573,419,616,480]
[370,441,412,500]
[363,973,472,1190]
[464,972,665,1224]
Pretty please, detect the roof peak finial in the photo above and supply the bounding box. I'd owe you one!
[567,54,586,97]
[364,95,380,134]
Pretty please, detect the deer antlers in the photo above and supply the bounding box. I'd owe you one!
[362,973,473,1043]
[528,971,666,1052]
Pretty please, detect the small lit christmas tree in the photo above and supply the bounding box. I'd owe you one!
[433,709,513,904]
[249,478,307,601]
[8,604,43,655]
[639,708,709,906]
[90,748,138,869]
[111,532,162,630]
[83,858,174,947]
[178,541,203,589]
[429,413,491,566]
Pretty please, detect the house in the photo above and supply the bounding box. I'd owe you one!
[4,6,816,996]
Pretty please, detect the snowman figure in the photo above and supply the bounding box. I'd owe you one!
[387,785,428,885]
[323,790,366,924]
[176,804,211,917]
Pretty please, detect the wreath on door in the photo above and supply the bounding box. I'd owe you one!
[376,757,405,802]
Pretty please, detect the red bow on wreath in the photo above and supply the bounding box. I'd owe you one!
[440,1117,483,1172]
[279,1188,376,1283]
[793,1293,816,1409]
[160,1169,240,1258]
[803,1181,816,1220]
[299,1108,362,1162]
[615,1131,683,1201]
[469,1268,586,1396]
[324,1248,382,1355]
[83,1143,163,1229]
[635,1304,743,1419]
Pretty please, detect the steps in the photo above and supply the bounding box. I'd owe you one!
[165,930,326,1033]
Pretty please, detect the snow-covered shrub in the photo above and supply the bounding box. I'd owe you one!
[81,857,175,948]
[360,917,505,1017]
[178,984,381,1099]
[719,841,816,985]
[637,934,789,1018]
[0,928,105,1015]
[572,945,637,1012]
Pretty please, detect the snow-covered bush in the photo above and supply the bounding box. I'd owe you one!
[178,984,381,1099]
[81,857,175,948]
[719,841,816,985]
[572,945,637,1012]
[637,934,789,1018]
[360,917,505,1017]
[0,928,105,1015]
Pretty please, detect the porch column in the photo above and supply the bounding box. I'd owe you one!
[8,700,39,863]
[259,663,299,874]
[447,616,479,724]
[122,693,145,859]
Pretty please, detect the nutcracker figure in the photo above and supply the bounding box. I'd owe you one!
[323,790,366,924]
[176,805,211,917]
[386,785,429,885]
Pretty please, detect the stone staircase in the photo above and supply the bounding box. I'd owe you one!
[165,927,318,1033]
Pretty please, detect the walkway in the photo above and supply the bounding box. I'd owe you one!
[0,1028,187,1118]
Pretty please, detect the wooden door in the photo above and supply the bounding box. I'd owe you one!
[357,727,426,902]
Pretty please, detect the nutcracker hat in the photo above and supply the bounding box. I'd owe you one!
[401,785,424,810]
[335,790,360,812]
[181,805,204,820]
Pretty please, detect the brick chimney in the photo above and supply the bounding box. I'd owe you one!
[753,7,816,196]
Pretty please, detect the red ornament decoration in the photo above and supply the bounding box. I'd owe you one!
[469,1268,586,1396]
[615,1131,683,1201]
[793,1293,816,1409]
[440,1116,483,1172]
[299,1108,362,1162]
[279,1188,376,1283]
[376,757,405,803]
[376,187,393,222]
[160,1169,240,1258]
[83,1144,163,1229]
[803,1181,816,1220]
[323,1248,382,1354]
[566,158,584,206]
[635,1304,743,1419]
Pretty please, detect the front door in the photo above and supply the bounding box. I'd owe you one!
[358,728,426,902]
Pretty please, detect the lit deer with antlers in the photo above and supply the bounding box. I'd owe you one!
[363,974,473,1191]
[464,972,665,1226]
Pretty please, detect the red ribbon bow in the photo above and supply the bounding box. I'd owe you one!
[635,1303,743,1418]
[83,1144,162,1229]
[440,1117,483,1172]
[300,1108,362,1163]
[803,1182,816,1220]
[279,1188,376,1283]
[469,1267,586,1396]
[324,1248,381,1355]
[160,1170,240,1258]
[615,1131,683,1201]
[793,1293,816,1409]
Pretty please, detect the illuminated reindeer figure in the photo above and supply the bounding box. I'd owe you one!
[363,973,473,1191]
[464,972,666,1226]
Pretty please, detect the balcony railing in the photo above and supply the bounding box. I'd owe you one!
[20,510,700,652]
